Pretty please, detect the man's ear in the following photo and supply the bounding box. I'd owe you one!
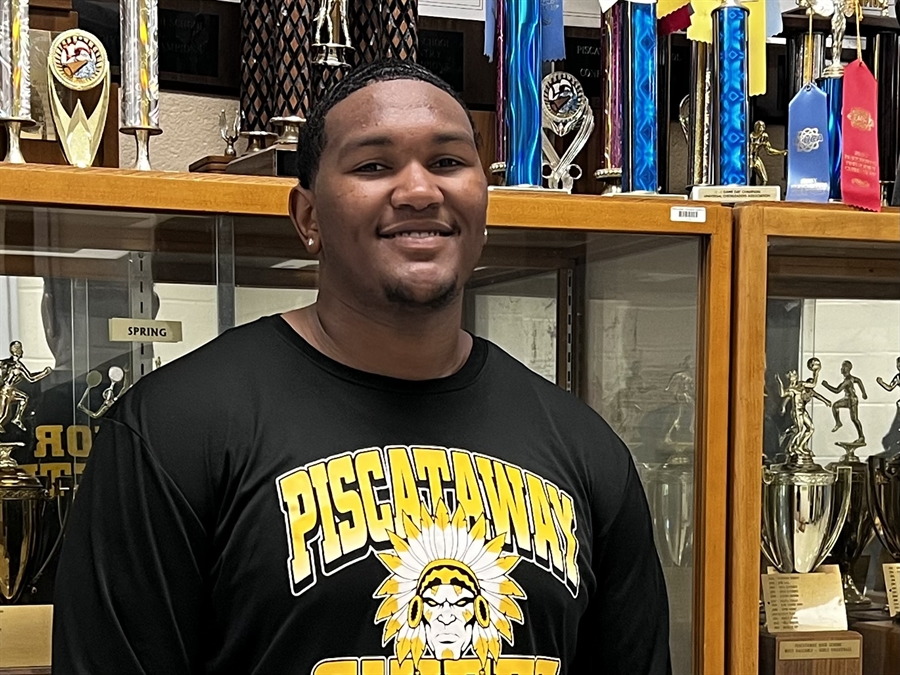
[289,184,321,256]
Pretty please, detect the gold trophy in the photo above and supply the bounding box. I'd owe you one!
[47,29,111,168]
[749,121,787,186]
[0,341,51,604]
[312,0,352,68]
[0,0,36,163]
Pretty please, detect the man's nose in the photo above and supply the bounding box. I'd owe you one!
[437,610,456,625]
[391,162,443,211]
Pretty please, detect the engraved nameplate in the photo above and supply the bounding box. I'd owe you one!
[762,565,847,633]
[778,638,861,661]
[886,563,900,618]
[109,318,183,343]
[690,185,782,202]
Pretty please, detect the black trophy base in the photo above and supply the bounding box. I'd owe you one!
[225,144,298,178]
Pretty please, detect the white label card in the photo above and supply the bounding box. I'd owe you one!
[669,206,707,223]
[885,563,900,618]
[108,318,183,343]
[762,565,847,634]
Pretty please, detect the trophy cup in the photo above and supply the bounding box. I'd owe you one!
[540,71,594,193]
[220,109,241,158]
[47,29,111,168]
[0,0,36,163]
[761,359,852,575]
[119,0,162,171]
[312,0,353,68]
[821,360,875,606]
[0,442,48,603]
[644,359,696,569]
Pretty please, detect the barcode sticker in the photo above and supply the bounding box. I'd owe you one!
[670,206,707,223]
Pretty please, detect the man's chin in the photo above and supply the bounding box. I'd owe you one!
[383,278,459,311]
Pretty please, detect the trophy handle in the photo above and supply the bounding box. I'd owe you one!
[814,464,853,570]
[760,465,782,570]
[678,95,690,144]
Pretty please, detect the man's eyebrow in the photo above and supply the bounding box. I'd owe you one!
[338,131,475,157]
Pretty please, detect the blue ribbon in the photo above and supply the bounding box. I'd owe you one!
[786,84,831,203]
[622,1,658,192]
[820,75,843,200]
[541,0,566,62]
[505,0,542,186]
[485,0,497,59]
[714,4,750,186]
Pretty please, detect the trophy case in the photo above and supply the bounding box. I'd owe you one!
[0,165,732,675]
[729,202,900,675]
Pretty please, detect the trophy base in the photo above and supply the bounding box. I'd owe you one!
[690,185,781,202]
[188,155,236,174]
[0,604,51,670]
[225,144,298,178]
[854,621,899,675]
[759,630,863,675]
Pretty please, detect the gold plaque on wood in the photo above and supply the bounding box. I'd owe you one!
[47,29,110,168]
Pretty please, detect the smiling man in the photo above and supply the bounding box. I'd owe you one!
[53,60,670,675]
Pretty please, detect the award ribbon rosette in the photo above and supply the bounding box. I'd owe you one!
[840,60,881,212]
[786,84,831,202]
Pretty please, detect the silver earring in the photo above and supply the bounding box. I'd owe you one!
[308,238,314,246]
[483,228,488,238]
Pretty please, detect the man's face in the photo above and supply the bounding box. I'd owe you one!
[295,79,488,312]
[422,583,475,660]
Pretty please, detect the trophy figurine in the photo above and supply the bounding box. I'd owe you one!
[0,341,51,433]
[868,451,900,610]
[820,360,875,606]
[540,71,595,193]
[219,109,241,158]
[77,367,130,419]
[762,358,852,575]
[749,121,787,186]
[876,356,900,398]
[877,356,900,456]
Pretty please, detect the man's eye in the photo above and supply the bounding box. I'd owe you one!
[424,598,439,607]
[355,162,386,172]
[454,599,469,607]
[433,157,462,169]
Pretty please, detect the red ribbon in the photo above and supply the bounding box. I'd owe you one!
[841,59,882,212]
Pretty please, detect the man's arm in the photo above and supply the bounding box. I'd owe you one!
[53,416,208,675]
[571,460,671,675]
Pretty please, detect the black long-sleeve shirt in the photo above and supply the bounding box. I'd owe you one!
[53,315,671,675]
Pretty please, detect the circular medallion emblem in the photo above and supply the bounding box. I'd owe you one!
[49,29,108,91]
[541,71,588,137]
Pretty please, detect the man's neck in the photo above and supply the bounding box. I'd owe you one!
[281,294,472,381]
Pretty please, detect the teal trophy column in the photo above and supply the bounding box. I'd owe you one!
[504,0,542,186]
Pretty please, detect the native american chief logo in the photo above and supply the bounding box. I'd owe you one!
[373,500,526,673]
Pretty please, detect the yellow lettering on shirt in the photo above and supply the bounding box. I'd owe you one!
[413,447,451,510]
[34,425,65,458]
[451,450,485,523]
[526,472,565,578]
[547,484,580,590]
[355,449,392,544]
[276,468,319,593]
[327,454,367,558]
[309,461,343,566]
[475,456,531,554]
[387,447,420,538]
[66,425,92,457]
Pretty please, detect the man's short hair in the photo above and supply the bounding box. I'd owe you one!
[296,59,478,189]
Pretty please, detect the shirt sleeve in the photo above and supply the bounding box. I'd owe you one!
[571,459,672,675]
[52,416,208,675]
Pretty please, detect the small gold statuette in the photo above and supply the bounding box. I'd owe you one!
[77,366,130,419]
[47,29,110,168]
[749,121,787,186]
[877,356,900,400]
[0,341,51,434]
[822,359,867,446]
[540,71,595,192]
[220,109,241,157]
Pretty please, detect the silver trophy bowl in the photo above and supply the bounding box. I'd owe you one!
[762,461,852,574]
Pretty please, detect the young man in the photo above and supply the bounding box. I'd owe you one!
[53,60,671,675]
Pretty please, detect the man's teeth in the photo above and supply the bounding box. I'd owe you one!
[392,231,445,238]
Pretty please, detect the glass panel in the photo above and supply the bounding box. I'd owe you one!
[763,296,900,614]
[583,234,701,675]
[466,270,558,383]
[0,204,216,602]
